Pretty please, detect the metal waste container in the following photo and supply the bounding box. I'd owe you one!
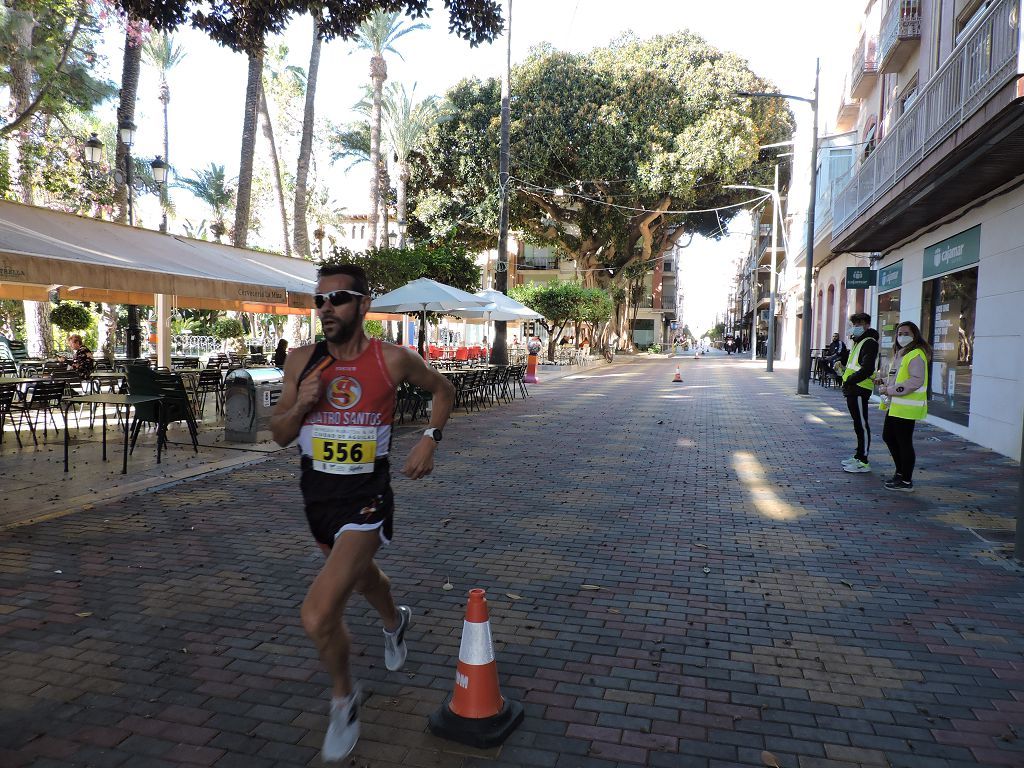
[224,367,284,442]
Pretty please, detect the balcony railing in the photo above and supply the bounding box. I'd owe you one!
[879,0,922,72]
[518,256,559,270]
[851,34,879,98]
[834,0,1021,237]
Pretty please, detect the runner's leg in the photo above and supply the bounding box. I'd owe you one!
[301,528,381,698]
[354,560,400,631]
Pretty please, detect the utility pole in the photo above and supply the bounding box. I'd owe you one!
[491,0,512,366]
[797,60,820,394]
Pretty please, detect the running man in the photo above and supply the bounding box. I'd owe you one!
[271,263,455,762]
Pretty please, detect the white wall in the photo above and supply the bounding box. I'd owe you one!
[873,180,1024,460]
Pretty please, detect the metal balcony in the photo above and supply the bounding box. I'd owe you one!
[851,34,879,99]
[879,0,922,73]
[833,0,1023,251]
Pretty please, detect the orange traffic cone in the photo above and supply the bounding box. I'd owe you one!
[672,365,683,383]
[428,589,524,748]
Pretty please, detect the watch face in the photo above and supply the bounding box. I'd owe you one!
[427,428,442,442]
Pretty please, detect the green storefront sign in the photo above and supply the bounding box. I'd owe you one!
[878,261,903,292]
[923,225,980,278]
[846,267,877,288]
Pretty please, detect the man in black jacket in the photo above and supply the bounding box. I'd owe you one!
[840,313,879,473]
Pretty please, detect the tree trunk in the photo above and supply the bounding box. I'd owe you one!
[234,51,263,248]
[368,54,387,248]
[293,25,321,260]
[380,161,390,247]
[96,303,118,361]
[114,30,142,224]
[258,82,291,257]
[397,162,409,248]
[8,1,36,205]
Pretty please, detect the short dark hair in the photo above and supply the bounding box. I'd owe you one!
[849,312,871,325]
[317,263,370,296]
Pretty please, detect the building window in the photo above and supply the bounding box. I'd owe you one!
[899,75,919,116]
[360,225,365,239]
[921,266,978,426]
[955,0,991,46]
[351,225,356,238]
[863,122,877,159]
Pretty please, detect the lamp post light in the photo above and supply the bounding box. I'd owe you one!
[82,128,168,359]
[737,58,819,394]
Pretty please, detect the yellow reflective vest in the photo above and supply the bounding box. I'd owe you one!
[885,348,928,420]
[842,337,875,391]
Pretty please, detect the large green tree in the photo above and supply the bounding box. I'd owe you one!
[412,32,793,347]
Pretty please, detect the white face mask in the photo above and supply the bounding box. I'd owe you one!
[897,334,913,347]
[849,326,865,338]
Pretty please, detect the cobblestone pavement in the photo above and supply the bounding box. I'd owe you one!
[1,353,1022,768]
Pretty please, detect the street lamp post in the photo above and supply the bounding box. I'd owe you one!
[83,127,168,359]
[737,58,819,394]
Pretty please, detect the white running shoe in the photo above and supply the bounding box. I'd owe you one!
[841,456,860,466]
[322,687,360,763]
[843,460,871,473]
[383,605,412,672]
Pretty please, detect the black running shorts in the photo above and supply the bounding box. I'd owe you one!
[303,484,394,549]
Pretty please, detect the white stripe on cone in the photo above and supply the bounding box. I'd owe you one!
[458,620,495,665]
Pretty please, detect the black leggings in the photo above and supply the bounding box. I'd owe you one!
[845,388,872,462]
[882,415,917,481]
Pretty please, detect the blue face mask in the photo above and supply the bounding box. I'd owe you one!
[849,326,865,338]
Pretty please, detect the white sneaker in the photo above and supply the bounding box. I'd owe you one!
[383,605,412,672]
[322,687,360,763]
[843,460,871,473]
[841,456,860,466]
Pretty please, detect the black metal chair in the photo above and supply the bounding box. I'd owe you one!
[15,379,66,443]
[0,360,18,378]
[196,369,225,418]
[0,382,24,447]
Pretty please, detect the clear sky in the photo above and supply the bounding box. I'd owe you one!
[95,0,861,329]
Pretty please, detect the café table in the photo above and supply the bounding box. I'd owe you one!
[63,394,163,475]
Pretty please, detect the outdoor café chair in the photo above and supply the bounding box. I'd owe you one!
[196,369,225,418]
[126,367,199,453]
[15,379,66,443]
[0,360,18,378]
[0,382,24,447]
[513,364,530,399]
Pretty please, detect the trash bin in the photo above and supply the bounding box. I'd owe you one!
[224,367,284,442]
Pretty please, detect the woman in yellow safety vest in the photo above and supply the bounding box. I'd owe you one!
[877,321,931,492]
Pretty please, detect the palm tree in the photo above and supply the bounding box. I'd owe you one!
[177,164,236,241]
[353,10,425,248]
[258,81,291,256]
[294,21,322,260]
[382,84,445,247]
[142,31,185,232]
[234,52,263,248]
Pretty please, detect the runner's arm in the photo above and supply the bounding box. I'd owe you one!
[397,349,456,480]
[270,347,320,446]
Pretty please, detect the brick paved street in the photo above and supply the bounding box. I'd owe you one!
[1,353,1022,768]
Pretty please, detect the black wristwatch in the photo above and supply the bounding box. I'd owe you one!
[423,428,443,443]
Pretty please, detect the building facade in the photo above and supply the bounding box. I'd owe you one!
[799,0,1024,459]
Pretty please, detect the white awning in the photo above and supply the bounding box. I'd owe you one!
[0,200,317,311]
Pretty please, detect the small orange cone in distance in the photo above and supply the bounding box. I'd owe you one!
[428,589,524,748]
[672,365,683,383]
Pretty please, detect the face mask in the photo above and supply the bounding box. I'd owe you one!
[849,326,865,338]
[897,334,913,347]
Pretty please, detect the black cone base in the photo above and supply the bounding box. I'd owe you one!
[428,695,524,749]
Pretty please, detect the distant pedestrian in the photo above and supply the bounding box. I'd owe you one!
[273,339,289,368]
[878,321,930,492]
[841,312,879,474]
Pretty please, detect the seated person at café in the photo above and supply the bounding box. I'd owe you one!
[65,334,95,376]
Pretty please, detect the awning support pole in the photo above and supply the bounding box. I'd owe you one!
[156,294,172,369]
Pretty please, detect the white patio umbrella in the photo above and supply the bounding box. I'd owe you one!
[448,289,543,322]
[371,278,489,355]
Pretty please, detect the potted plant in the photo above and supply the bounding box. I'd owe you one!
[213,317,245,355]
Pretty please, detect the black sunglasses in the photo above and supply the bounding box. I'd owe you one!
[314,289,365,309]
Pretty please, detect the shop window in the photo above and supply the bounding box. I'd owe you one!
[921,267,978,426]
[877,289,902,376]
